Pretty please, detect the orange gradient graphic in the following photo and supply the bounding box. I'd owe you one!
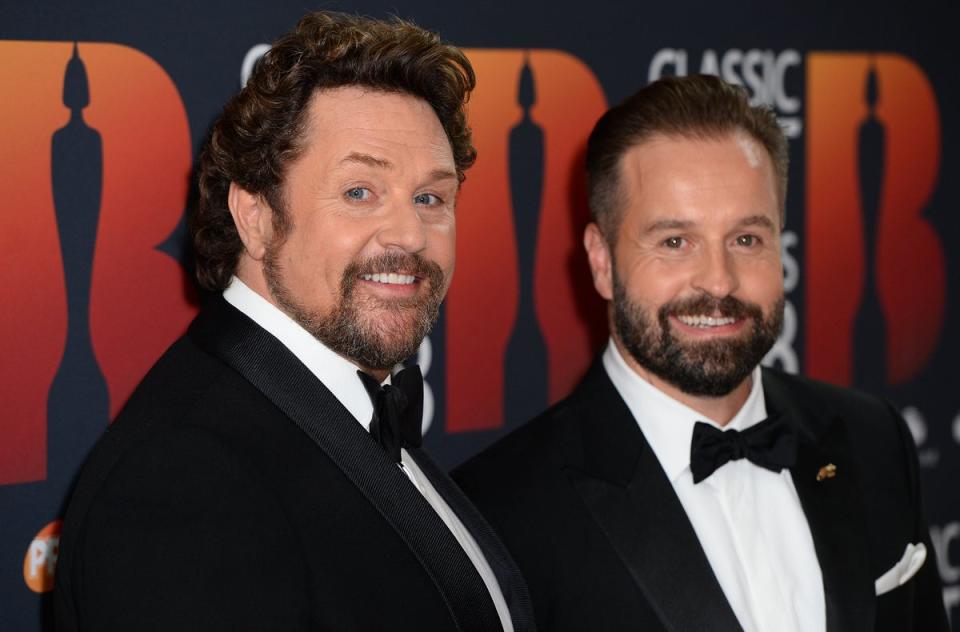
[83,43,197,418]
[0,41,195,485]
[529,52,608,402]
[446,50,606,431]
[806,53,943,386]
[23,520,62,593]
[0,42,71,484]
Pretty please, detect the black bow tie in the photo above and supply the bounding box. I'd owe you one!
[357,367,424,463]
[690,416,798,484]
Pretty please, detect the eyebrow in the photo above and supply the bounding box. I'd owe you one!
[425,168,459,184]
[339,153,458,185]
[735,214,777,231]
[341,152,393,169]
[641,214,777,234]
[642,219,694,234]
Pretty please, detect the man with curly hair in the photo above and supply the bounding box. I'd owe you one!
[54,12,533,632]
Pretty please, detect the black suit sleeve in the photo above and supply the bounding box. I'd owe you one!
[58,425,310,632]
[886,401,950,631]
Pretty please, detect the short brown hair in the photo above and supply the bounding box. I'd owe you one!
[193,11,476,291]
[586,74,788,240]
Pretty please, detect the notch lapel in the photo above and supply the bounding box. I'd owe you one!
[763,369,875,632]
[189,298,501,632]
[567,363,743,632]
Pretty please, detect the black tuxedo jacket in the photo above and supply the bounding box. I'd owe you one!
[54,297,534,632]
[454,360,948,632]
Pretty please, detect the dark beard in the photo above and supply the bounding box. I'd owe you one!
[263,249,446,371]
[613,276,784,397]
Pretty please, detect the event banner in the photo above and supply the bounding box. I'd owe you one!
[2,1,957,628]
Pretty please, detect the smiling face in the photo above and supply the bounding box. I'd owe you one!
[231,87,459,373]
[585,132,784,400]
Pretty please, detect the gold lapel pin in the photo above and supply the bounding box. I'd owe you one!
[816,463,837,481]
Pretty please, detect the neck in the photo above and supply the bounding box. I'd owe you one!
[612,335,752,426]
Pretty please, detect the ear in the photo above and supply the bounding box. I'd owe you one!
[227,182,272,261]
[584,222,614,301]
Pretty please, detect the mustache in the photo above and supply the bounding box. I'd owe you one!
[350,251,439,278]
[341,251,445,295]
[659,293,763,321]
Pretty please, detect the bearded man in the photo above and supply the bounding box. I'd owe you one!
[454,75,947,632]
[54,11,534,632]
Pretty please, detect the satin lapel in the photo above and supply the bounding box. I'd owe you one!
[763,369,875,632]
[408,448,536,632]
[189,298,500,632]
[566,363,742,632]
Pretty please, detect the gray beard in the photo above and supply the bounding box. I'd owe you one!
[263,249,446,371]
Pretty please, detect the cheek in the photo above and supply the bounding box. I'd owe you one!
[280,226,356,292]
[621,263,685,307]
[429,224,456,269]
[737,257,784,299]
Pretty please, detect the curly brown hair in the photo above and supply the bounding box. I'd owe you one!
[587,74,788,241]
[192,11,477,291]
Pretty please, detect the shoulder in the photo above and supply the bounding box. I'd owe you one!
[762,367,906,438]
[61,332,298,543]
[762,367,918,491]
[456,391,580,485]
[56,334,308,618]
[452,371,611,523]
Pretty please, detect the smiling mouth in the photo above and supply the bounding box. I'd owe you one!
[360,272,417,285]
[675,314,739,329]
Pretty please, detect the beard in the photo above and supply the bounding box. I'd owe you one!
[263,247,447,371]
[613,275,784,397]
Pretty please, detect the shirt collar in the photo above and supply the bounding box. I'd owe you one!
[223,276,378,430]
[602,338,768,483]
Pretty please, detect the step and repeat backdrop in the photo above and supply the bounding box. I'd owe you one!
[2,1,957,628]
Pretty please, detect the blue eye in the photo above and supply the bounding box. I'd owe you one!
[345,187,371,201]
[414,192,441,205]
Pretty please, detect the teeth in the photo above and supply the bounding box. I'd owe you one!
[361,273,416,285]
[677,314,736,328]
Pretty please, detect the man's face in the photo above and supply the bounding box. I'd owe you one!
[260,87,459,371]
[586,132,784,397]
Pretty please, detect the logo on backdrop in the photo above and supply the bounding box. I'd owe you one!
[23,521,61,593]
[805,53,944,391]
[648,48,802,137]
[445,50,608,431]
[932,522,960,624]
[0,41,197,488]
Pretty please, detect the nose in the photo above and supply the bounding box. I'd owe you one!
[691,244,739,298]
[376,201,427,253]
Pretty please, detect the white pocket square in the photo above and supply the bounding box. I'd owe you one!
[874,542,926,596]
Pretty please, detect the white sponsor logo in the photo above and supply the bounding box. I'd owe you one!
[241,43,271,87]
[648,48,802,138]
[762,230,799,374]
[931,523,960,626]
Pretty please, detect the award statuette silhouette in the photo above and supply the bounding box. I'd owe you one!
[48,43,110,494]
[851,62,888,395]
[503,53,549,424]
[0,44,111,626]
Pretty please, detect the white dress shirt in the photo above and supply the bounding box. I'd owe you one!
[603,340,825,632]
[224,277,513,632]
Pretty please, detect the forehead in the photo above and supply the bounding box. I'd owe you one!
[301,86,454,166]
[617,132,779,228]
